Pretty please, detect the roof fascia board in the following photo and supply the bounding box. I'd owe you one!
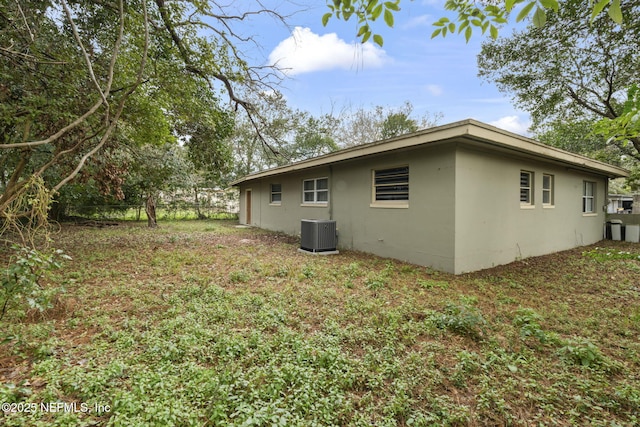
[231,119,628,185]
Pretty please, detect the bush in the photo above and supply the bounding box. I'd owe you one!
[436,298,488,341]
[0,245,69,320]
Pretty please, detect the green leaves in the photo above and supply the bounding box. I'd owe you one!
[590,0,622,25]
[384,8,395,27]
[593,84,640,149]
[608,0,623,24]
[516,2,536,23]
[326,0,626,46]
[322,0,401,47]
[505,0,519,13]
[1,245,69,321]
[321,12,332,26]
[532,7,547,27]
[430,0,623,42]
[431,0,507,42]
[591,0,610,21]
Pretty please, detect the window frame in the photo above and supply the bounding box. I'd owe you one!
[301,177,329,205]
[582,181,596,214]
[371,166,409,208]
[270,183,282,205]
[520,170,534,208]
[542,174,554,207]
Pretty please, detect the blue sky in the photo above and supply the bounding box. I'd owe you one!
[235,1,531,135]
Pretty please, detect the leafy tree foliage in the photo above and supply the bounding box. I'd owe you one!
[325,1,639,161]
[324,0,625,45]
[0,0,283,231]
[322,0,401,46]
[338,102,441,147]
[536,119,624,165]
[477,0,640,158]
[230,92,340,178]
[593,84,640,154]
[380,111,419,140]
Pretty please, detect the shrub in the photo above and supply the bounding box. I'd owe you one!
[1,245,69,320]
[436,298,487,341]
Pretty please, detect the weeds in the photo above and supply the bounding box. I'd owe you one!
[513,307,552,345]
[0,222,638,426]
[436,296,488,341]
[417,278,449,290]
[583,246,640,261]
[557,337,621,372]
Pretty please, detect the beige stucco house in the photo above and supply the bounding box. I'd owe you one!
[232,119,629,274]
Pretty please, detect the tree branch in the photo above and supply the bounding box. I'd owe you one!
[565,85,612,119]
[54,0,149,191]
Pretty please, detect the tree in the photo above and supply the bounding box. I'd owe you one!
[125,145,194,228]
[229,91,297,178]
[1,1,285,239]
[287,114,340,162]
[536,119,624,165]
[477,0,640,158]
[324,0,639,165]
[228,91,342,177]
[593,84,640,154]
[381,112,418,139]
[337,102,441,146]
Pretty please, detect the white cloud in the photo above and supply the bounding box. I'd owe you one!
[268,27,387,76]
[402,14,432,29]
[424,84,443,96]
[489,116,531,135]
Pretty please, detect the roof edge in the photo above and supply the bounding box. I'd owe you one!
[231,119,629,185]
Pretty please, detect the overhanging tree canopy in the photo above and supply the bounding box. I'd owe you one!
[477,0,640,158]
[0,1,284,230]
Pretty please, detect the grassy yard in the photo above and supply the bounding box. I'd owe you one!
[1,220,639,426]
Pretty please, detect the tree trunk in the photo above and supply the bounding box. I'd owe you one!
[194,185,205,219]
[145,195,158,228]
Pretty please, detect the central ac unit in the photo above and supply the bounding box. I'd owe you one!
[300,219,337,253]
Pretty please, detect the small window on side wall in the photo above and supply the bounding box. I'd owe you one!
[372,166,409,208]
[520,171,534,206]
[542,174,554,206]
[583,181,596,213]
[270,184,282,204]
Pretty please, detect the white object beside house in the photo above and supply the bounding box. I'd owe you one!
[232,119,629,274]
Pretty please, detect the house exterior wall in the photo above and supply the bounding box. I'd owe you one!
[238,166,332,233]
[238,144,458,272]
[453,145,608,274]
[237,137,613,274]
[331,144,456,272]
